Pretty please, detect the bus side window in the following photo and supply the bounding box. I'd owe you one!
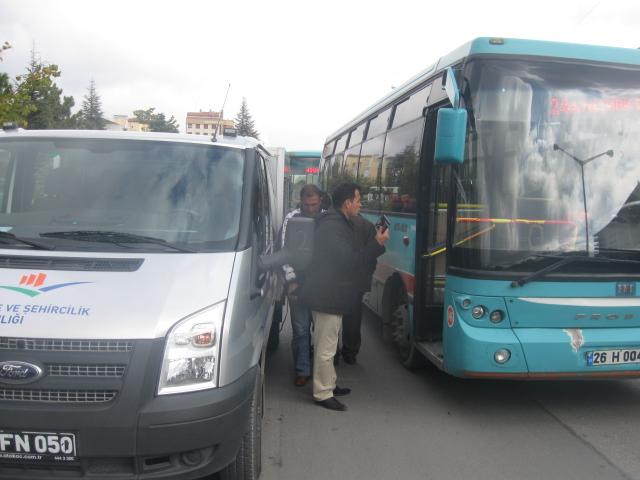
[326,153,345,194]
[344,144,360,183]
[380,118,424,215]
[358,135,385,213]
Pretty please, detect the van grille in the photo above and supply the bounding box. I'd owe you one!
[0,336,140,404]
[0,337,133,352]
[0,388,117,402]
[48,364,126,377]
[0,255,143,271]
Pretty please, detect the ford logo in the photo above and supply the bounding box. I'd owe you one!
[0,361,44,384]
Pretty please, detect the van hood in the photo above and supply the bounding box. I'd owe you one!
[0,252,236,339]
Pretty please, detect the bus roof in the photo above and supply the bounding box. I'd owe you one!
[324,37,640,145]
[287,150,322,156]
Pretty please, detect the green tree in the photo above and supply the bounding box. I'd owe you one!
[132,107,179,133]
[234,97,260,139]
[24,47,80,129]
[0,42,64,127]
[79,78,105,130]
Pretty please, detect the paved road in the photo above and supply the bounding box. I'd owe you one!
[258,306,640,480]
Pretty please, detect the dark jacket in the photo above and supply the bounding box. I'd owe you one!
[351,215,377,293]
[298,207,385,315]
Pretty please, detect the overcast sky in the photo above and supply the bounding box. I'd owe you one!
[1,0,639,150]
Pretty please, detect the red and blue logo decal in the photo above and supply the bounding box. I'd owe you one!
[0,273,91,297]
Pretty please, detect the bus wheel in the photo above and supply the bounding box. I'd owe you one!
[219,370,263,480]
[391,287,427,369]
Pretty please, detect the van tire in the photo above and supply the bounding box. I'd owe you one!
[219,371,263,480]
[267,302,282,351]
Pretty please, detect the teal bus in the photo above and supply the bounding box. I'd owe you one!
[320,37,640,378]
[286,150,322,210]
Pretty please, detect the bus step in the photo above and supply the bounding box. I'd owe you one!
[416,341,444,370]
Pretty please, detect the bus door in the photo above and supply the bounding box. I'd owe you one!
[415,108,450,342]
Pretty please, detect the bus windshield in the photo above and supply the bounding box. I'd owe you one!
[0,138,245,252]
[287,152,321,210]
[453,59,640,273]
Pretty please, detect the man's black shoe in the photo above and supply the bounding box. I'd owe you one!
[333,386,351,396]
[344,356,356,365]
[315,397,347,411]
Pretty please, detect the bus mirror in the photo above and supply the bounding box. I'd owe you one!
[259,217,314,270]
[442,67,461,109]
[434,108,467,165]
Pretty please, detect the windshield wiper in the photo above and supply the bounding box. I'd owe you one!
[0,231,56,250]
[41,231,197,253]
[510,254,640,288]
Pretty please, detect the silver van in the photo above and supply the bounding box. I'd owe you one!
[0,126,289,479]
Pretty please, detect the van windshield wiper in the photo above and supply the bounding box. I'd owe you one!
[41,231,197,253]
[510,254,640,288]
[0,231,56,250]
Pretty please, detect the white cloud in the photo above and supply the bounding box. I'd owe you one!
[1,0,639,149]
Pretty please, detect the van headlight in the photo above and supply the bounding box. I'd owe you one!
[158,302,225,395]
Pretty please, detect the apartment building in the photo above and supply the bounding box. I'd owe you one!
[111,115,149,132]
[185,110,234,136]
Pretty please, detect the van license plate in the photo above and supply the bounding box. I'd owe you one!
[0,430,76,462]
[587,349,640,366]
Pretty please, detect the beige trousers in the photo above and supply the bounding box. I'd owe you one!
[311,310,342,401]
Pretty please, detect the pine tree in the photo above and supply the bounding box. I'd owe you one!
[79,78,105,130]
[234,97,260,139]
[24,47,80,129]
[0,42,66,127]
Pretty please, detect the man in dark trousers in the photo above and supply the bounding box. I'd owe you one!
[336,214,377,365]
[298,182,389,411]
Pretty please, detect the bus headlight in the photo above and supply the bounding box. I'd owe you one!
[494,349,511,364]
[471,306,485,319]
[489,310,504,323]
[158,302,225,395]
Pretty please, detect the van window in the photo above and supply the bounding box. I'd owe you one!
[0,138,245,251]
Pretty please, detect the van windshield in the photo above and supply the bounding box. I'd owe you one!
[0,137,245,252]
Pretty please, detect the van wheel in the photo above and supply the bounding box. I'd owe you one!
[219,371,262,480]
[390,286,427,369]
[267,302,281,351]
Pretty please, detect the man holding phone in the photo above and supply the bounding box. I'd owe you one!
[298,182,389,411]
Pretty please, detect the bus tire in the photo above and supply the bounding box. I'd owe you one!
[391,286,428,370]
[219,370,263,480]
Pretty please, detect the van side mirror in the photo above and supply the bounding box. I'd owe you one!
[259,217,314,270]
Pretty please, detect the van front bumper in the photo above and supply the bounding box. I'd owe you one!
[0,356,257,479]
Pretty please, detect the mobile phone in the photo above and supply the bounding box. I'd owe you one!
[374,214,390,233]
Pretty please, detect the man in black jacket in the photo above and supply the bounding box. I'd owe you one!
[298,182,389,411]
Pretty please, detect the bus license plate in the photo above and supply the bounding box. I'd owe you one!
[587,349,640,366]
[0,430,77,462]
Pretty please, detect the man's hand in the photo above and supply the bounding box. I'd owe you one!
[375,226,390,245]
[288,282,299,302]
